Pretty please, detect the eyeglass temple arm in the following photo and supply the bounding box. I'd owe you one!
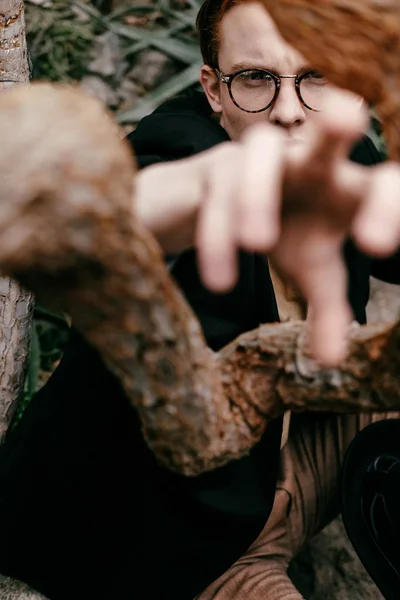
[215,68,230,84]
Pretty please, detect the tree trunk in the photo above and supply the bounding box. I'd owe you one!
[0,3,42,598]
[0,0,34,444]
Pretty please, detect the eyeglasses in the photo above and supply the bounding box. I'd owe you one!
[215,68,329,113]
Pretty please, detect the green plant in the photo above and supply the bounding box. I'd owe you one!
[26,1,98,82]
[11,304,70,427]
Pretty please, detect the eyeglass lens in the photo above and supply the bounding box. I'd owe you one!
[230,70,328,112]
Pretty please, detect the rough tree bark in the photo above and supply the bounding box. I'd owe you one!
[0,83,399,480]
[0,0,33,444]
[0,4,48,599]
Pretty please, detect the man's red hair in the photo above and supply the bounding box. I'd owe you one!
[196,0,248,68]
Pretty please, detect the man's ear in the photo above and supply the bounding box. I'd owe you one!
[200,65,223,113]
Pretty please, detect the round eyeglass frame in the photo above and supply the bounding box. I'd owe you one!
[215,68,322,114]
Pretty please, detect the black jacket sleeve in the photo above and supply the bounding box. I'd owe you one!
[371,250,400,284]
[127,95,230,169]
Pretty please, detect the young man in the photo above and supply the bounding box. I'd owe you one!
[0,2,400,600]
[130,1,400,598]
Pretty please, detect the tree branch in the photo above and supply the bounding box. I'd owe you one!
[219,320,400,420]
[0,84,399,478]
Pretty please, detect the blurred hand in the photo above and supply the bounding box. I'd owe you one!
[135,92,400,366]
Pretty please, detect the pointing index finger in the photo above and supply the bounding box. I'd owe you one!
[236,123,286,252]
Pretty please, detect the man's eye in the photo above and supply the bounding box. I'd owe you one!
[239,70,274,84]
[304,70,327,84]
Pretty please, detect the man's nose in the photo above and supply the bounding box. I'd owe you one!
[268,80,306,129]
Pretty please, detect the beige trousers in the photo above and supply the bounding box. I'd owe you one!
[196,411,400,600]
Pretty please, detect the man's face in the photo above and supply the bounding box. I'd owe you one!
[200,1,362,142]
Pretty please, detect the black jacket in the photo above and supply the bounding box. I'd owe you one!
[0,92,394,600]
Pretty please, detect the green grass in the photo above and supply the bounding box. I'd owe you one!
[26,1,98,82]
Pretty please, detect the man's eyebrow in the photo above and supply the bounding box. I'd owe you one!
[229,62,313,74]
[230,61,268,72]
